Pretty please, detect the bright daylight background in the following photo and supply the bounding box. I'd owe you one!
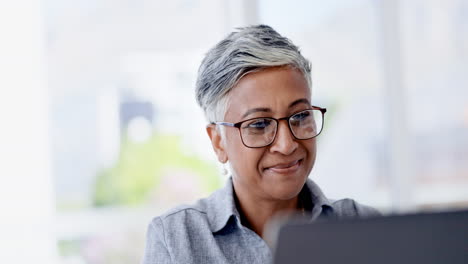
[0,0,467,263]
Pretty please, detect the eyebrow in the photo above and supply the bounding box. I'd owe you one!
[289,98,311,108]
[242,107,271,119]
[241,98,311,119]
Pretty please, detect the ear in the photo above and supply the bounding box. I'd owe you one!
[206,124,228,163]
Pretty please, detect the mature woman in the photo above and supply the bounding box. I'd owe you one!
[142,25,379,264]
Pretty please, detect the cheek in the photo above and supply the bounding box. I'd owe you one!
[225,131,264,175]
[305,140,317,168]
[225,131,244,167]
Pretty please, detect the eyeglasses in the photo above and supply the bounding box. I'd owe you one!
[211,106,326,148]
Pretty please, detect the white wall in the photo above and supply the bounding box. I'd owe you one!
[0,1,57,263]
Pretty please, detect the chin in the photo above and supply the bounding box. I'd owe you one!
[266,175,307,201]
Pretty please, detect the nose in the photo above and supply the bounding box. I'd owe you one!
[269,120,298,155]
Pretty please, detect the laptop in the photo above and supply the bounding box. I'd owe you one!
[272,209,468,264]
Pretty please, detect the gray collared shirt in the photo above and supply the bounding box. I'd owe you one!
[142,178,380,264]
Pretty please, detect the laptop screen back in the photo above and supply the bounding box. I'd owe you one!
[273,210,468,264]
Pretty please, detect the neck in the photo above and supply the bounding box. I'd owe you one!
[233,182,302,238]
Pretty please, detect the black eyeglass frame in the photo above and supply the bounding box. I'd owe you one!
[211,106,327,148]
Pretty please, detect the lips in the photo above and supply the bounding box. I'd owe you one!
[265,159,302,174]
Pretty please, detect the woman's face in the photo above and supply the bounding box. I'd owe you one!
[208,66,317,202]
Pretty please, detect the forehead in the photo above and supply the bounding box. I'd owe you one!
[225,67,311,119]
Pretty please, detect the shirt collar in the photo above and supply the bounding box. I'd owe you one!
[205,177,333,233]
[205,177,240,233]
[304,179,331,207]
[303,178,333,218]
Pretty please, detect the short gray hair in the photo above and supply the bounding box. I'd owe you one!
[195,24,312,123]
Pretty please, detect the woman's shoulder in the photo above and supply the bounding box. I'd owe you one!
[328,198,381,218]
[304,179,381,219]
[150,197,213,232]
[143,190,235,264]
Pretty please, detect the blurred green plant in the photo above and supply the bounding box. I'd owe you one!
[93,132,221,207]
[58,239,82,258]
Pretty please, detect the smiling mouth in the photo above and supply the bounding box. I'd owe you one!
[265,159,302,174]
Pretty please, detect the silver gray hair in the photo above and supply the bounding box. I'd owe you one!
[195,24,312,123]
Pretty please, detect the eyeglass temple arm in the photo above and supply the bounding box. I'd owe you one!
[211,121,237,128]
[312,106,327,114]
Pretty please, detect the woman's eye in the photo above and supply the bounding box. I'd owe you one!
[247,119,271,129]
[292,111,310,121]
